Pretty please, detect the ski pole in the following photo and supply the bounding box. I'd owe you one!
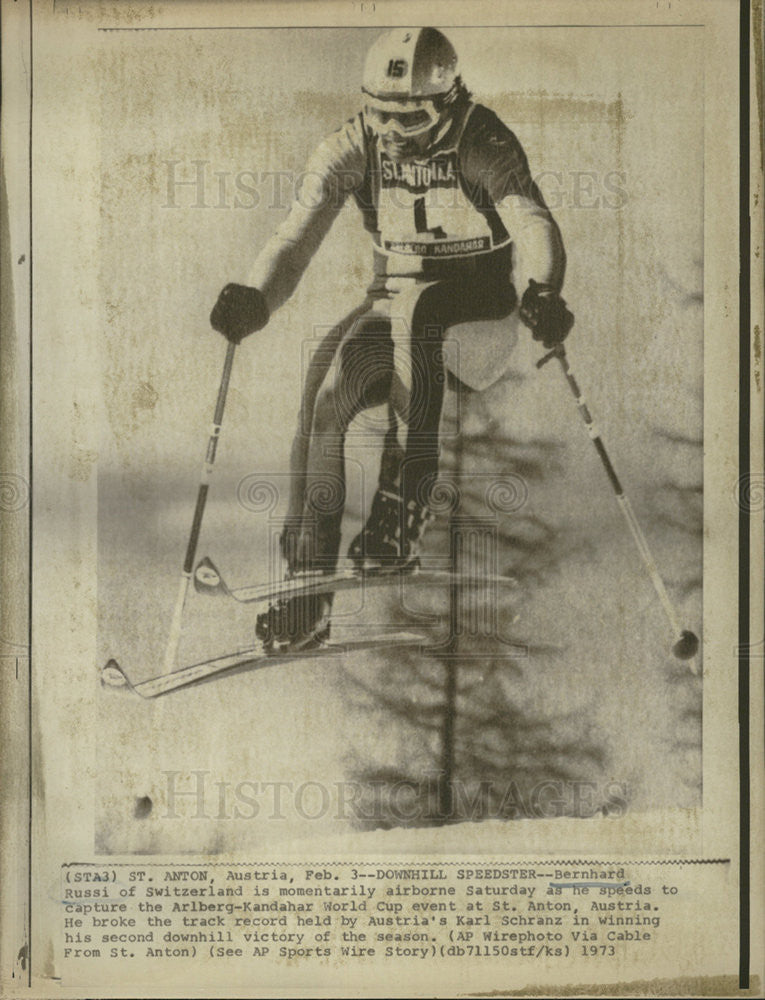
[537,343,699,663]
[162,340,237,675]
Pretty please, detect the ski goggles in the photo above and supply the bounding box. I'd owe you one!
[363,97,441,138]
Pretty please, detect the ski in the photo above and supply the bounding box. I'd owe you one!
[193,555,518,605]
[101,632,429,699]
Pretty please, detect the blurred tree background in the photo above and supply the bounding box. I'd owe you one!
[339,339,702,829]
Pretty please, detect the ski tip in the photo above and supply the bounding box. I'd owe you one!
[101,658,130,688]
[194,555,225,595]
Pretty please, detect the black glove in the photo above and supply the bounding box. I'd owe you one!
[210,283,270,344]
[519,279,574,350]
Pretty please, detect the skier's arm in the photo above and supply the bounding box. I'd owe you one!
[463,106,566,292]
[495,193,565,296]
[211,118,365,342]
[501,185,573,347]
[461,107,572,347]
[247,126,364,312]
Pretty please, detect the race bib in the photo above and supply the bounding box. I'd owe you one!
[376,150,506,259]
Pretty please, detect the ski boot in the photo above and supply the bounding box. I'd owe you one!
[255,588,332,655]
[347,488,433,573]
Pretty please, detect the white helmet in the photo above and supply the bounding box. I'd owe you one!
[362,28,461,140]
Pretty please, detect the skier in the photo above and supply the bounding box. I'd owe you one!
[209,27,574,651]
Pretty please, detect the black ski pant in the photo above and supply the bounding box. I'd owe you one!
[282,275,516,573]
